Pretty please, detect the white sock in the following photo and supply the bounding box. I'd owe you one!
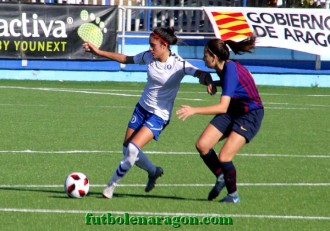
[108,142,139,184]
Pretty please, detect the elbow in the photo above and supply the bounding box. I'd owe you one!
[216,104,228,114]
[218,107,227,114]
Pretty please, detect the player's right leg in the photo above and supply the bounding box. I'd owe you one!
[196,122,225,200]
[103,142,140,198]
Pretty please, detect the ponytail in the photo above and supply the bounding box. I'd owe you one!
[205,34,257,60]
[224,35,256,55]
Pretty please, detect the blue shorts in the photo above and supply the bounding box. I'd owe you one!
[128,103,169,141]
[210,109,264,143]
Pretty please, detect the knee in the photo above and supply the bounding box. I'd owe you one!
[195,139,210,155]
[126,142,139,165]
[218,153,234,163]
[127,142,139,156]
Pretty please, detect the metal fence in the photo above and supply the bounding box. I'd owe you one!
[120,6,214,33]
[118,6,218,54]
[0,0,243,34]
[1,0,328,8]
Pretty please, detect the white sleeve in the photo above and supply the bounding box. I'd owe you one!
[184,61,199,76]
[133,51,153,64]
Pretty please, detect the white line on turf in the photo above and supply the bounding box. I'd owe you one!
[0,86,203,101]
[3,85,330,97]
[0,208,329,220]
[0,150,329,158]
[0,183,329,188]
[0,103,132,109]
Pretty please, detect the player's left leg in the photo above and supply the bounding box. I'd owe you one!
[218,131,246,203]
[129,126,164,192]
[123,127,158,177]
[123,104,166,192]
[218,109,264,203]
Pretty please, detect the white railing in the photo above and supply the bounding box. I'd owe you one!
[118,5,214,32]
[118,6,216,54]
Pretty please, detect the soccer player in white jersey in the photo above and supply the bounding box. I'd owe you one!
[83,27,216,198]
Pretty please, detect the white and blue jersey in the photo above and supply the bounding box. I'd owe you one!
[133,51,198,121]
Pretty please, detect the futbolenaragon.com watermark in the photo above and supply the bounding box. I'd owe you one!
[85,212,233,228]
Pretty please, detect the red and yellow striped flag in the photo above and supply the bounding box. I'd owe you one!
[210,12,253,40]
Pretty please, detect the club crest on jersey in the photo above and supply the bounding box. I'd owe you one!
[165,64,172,70]
[130,115,137,123]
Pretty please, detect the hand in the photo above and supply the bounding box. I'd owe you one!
[82,41,98,54]
[207,83,217,95]
[176,105,195,121]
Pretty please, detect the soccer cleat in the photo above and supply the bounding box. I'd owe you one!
[102,183,117,199]
[219,194,240,203]
[208,174,225,201]
[145,166,163,192]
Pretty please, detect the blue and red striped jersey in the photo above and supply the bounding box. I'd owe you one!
[219,60,263,115]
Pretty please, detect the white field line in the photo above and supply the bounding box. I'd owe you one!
[0,103,132,109]
[1,103,327,110]
[308,95,330,97]
[0,208,329,220]
[3,85,330,97]
[3,85,330,104]
[264,104,330,110]
[0,183,329,188]
[264,102,330,109]
[0,86,202,101]
[0,150,329,158]
[2,103,325,109]
[0,86,140,97]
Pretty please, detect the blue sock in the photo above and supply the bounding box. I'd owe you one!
[135,150,156,176]
[123,145,156,176]
[220,161,237,194]
[200,149,223,177]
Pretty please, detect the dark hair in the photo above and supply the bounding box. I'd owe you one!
[151,27,178,46]
[205,35,256,60]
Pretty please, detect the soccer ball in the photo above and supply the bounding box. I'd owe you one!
[64,172,90,198]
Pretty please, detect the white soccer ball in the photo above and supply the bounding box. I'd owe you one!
[64,172,90,198]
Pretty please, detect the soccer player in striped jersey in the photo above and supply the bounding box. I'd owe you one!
[176,35,264,203]
[83,27,217,198]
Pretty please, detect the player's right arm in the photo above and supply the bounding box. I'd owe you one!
[194,70,217,95]
[82,41,134,64]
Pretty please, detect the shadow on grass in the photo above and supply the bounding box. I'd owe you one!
[0,187,208,201]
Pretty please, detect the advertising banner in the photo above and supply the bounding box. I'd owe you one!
[0,3,118,60]
[204,7,330,56]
